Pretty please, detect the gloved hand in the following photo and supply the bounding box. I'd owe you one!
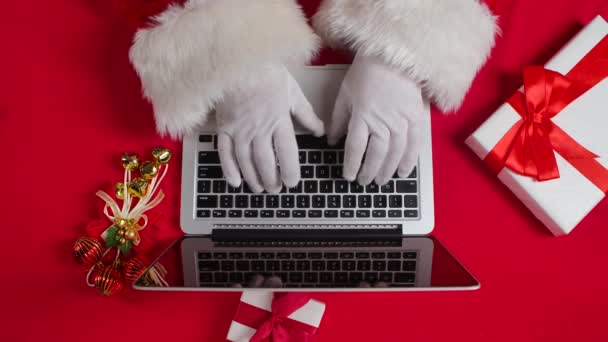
[216,65,325,193]
[327,53,426,186]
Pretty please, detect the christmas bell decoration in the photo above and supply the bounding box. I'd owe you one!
[73,237,103,267]
[139,161,159,180]
[152,147,172,164]
[94,265,125,296]
[121,152,140,170]
[128,178,148,197]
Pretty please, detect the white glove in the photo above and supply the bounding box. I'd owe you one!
[216,65,325,193]
[328,54,426,186]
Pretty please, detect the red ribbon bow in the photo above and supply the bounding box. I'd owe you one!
[485,35,608,193]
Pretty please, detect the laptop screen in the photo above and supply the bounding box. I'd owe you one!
[134,236,478,291]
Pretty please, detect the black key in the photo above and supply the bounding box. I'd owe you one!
[214,272,228,283]
[229,210,242,218]
[387,252,401,259]
[349,272,363,283]
[296,135,323,149]
[357,260,371,271]
[266,195,279,208]
[281,261,295,271]
[251,195,264,208]
[213,210,227,218]
[242,183,253,194]
[389,195,402,208]
[308,151,322,164]
[309,210,322,218]
[261,252,274,259]
[267,260,280,271]
[197,180,211,193]
[335,181,349,193]
[227,184,241,193]
[199,135,213,143]
[197,196,218,208]
[320,181,333,193]
[342,260,356,271]
[373,195,387,208]
[299,151,306,164]
[245,253,259,259]
[365,183,379,193]
[289,272,303,282]
[327,196,340,208]
[229,273,243,283]
[308,253,323,259]
[364,272,379,283]
[350,182,364,193]
[389,210,402,218]
[277,210,291,218]
[340,210,354,218]
[301,166,314,178]
[403,261,416,271]
[197,210,211,218]
[403,252,417,259]
[331,166,343,179]
[312,260,325,271]
[404,210,418,218]
[304,273,318,283]
[198,166,223,179]
[236,261,249,271]
[397,180,417,193]
[395,273,416,283]
[319,273,332,283]
[335,272,348,283]
[261,210,274,218]
[324,210,339,218]
[293,210,306,218]
[316,166,330,178]
[372,252,386,258]
[304,181,318,193]
[293,253,306,259]
[388,260,401,271]
[198,252,212,259]
[340,252,354,259]
[199,273,213,283]
[358,195,372,208]
[199,261,219,271]
[198,151,220,164]
[356,252,370,258]
[281,195,295,208]
[381,181,395,193]
[379,273,393,282]
[372,260,386,271]
[327,260,340,271]
[220,196,233,208]
[221,261,234,271]
[356,210,370,218]
[289,182,303,193]
[312,195,325,208]
[407,167,417,179]
[277,252,290,259]
[297,196,310,208]
[372,210,386,218]
[404,195,417,208]
[244,272,258,283]
[213,136,219,149]
[275,273,288,282]
[244,210,258,218]
[296,260,310,271]
[338,151,345,163]
[234,195,249,208]
[214,252,227,259]
[343,195,356,208]
[324,151,338,164]
[324,252,338,259]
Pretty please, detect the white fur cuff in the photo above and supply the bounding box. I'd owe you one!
[313,0,498,113]
[130,0,320,139]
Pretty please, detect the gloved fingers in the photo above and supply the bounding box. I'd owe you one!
[375,125,408,185]
[262,276,284,288]
[253,135,282,193]
[343,119,369,181]
[235,138,264,193]
[273,120,301,188]
[288,73,325,137]
[357,130,390,186]
[326,89,350,145]
[398,121,422,178]
[217,133,242,188]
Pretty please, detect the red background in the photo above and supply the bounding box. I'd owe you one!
[2,0,608,341]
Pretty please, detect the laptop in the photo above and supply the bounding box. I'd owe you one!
[134,65,479,291]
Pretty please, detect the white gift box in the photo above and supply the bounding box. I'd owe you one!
[466,16,608,236]
[226,291,326,342]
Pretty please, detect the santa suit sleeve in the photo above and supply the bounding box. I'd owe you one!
[312,0,498,113]
[128,0,319,139]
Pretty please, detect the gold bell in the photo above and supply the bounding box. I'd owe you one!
[152,147,172,164]
[128,178,149,198]
[139,161,159,180]
[121,153,140,170]
[114,183,126,200]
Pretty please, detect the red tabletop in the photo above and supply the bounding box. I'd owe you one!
[2,0,608,341]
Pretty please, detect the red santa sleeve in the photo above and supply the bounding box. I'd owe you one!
[312,0,498,113]
[126,0,319,139]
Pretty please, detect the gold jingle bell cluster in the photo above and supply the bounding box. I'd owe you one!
[116,147,172,199]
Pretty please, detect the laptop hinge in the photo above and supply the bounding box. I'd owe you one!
[211,228,402,244]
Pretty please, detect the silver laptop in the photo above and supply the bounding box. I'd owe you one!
[134,65,478,291]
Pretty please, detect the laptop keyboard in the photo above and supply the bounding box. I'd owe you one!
[198,250,418,288]
[196,135,420,220]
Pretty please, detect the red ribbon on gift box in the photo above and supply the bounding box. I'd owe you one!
[232,293,319,342]
[484,35,608,193]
